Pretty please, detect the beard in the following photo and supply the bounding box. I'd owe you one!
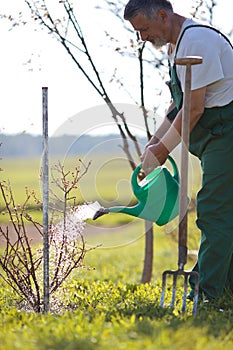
[149,37,167,49]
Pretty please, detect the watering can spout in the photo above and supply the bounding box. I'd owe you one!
[93,207,110,220]
[109,204,144,218]
[92,205,140,220]
[93,204,146,221]
[93,156,180,226]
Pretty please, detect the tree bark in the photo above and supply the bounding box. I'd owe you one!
[141,220,154,283]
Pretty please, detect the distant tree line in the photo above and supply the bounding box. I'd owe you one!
[0,133,147,158]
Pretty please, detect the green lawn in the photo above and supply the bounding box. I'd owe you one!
[1,155,232,349]
[0,219,232,350]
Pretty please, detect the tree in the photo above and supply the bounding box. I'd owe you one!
[20,0,168,283]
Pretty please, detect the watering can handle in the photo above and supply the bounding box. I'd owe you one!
[131,155,179,191]
[167,155,179,183]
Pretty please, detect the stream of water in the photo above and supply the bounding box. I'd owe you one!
[74,201,102,220]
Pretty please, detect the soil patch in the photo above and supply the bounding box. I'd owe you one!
[0,223,42,247]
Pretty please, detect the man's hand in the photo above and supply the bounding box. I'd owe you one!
[145,135,160,149]
[141,142,169,175]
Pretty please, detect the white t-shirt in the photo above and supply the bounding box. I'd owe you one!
[174,19,233,108]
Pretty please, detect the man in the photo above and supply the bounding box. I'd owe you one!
[124,0,233,301]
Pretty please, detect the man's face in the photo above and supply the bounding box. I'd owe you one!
[129,11,168,49]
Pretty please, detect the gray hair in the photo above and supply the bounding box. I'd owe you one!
[124,0,173,20]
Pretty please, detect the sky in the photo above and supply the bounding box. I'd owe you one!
[0,0,232,137]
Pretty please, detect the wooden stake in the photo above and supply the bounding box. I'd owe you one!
[175,56,202,269]
[42,86,49,313]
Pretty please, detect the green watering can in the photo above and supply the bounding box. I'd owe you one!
[93,156,180,226]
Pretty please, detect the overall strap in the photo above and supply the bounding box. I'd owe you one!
[167,24,233,119]
[175,24,233,58]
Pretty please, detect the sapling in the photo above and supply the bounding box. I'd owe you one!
[0,159,93,312]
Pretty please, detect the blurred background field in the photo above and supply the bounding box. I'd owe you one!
[1,153,135,224]
[0,151,202,256]
[0,151,201,225]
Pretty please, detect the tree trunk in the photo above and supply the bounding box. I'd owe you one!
[141,220,154,283]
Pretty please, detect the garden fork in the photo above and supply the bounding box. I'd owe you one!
[160,56,202,314]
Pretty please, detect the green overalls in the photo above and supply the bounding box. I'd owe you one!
[168,25,233,300]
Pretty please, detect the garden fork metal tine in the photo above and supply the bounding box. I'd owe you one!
[189,270,200,314]
[160,56,202,315]
[160,270,169,308]
[181,271,189,312]
[160,271,166,308]
[170,271,178,308]
[160,269,199,314]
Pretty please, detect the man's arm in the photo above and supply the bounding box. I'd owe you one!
[146,101,176,146]
[141,86,206,173]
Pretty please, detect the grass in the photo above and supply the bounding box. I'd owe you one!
[0,221,232,350]
[1,155,232,349]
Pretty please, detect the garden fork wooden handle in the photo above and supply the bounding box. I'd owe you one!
[175,56,202,269]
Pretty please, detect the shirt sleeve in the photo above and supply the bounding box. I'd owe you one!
[176,29,224,91]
